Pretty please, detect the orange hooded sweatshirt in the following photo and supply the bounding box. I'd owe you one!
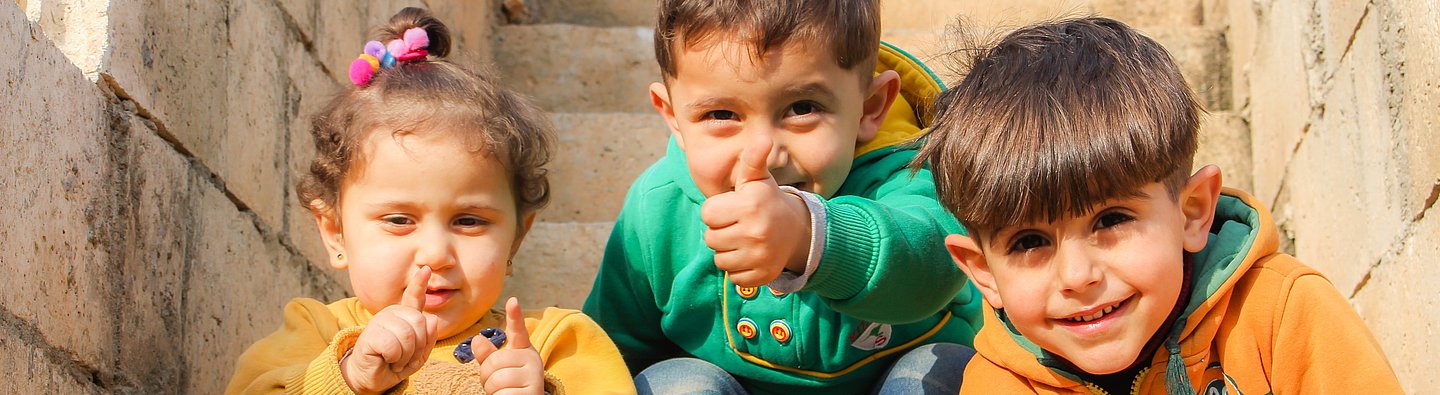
[960,189,1403,395]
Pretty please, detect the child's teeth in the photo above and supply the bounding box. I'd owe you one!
[1069,302,1121,322]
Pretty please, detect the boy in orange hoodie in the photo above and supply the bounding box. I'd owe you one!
[913,17,1403,394]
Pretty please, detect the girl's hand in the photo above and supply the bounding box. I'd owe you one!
[475,297,545,394]
[342,268,439,395]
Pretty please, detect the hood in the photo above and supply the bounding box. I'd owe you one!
[856,41,945,157]
[972,188,1280,392]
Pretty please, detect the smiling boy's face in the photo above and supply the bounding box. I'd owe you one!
[945,171,1222,374]
[650,36,891,198]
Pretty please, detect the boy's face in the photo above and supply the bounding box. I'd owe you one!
[649,37,897,198]
[316,132,534,340]
[945,170,1221,374]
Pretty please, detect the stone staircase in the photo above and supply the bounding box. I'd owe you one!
[494,0,1250,309]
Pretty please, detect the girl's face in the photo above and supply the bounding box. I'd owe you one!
[317,131,531,340]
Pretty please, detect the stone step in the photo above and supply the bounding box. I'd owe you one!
[879,0,1210,30]
[881,25,1231,111]
[494,24,659,113]
[517,0,655,26]
[505,221,615,309]
[541,112,670,223]
[512,0,1211,29]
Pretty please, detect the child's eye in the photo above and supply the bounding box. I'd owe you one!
[383,215,415,226]
[1007,234,1050,253]
[453,216,490,228]
[1095,212,1134,230]
[704,110,738,121]
[785,101,821,117]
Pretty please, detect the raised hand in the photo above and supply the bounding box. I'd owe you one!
[700,137,812,287]
[342,267,440,395]
[475,297,545,394]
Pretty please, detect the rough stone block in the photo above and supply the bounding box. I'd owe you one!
[1352,212,1439,393]
[1384,0,1440,221]
[1245,0,1315,204]
[542,113,669,223]
[310,1,366,84]
[283,37,351,292]
[113,114,192,389]
[1143,26,1232,111]
[504,222,614,309]
[0,3,117,373]
[493,25,658,113]
[0,326,101,394]
[1092,0,1207,27]
[221,0,291,231]
[427,0,498,66]
[180,175,347,394]
[1223,0,1258,110]
[1320,0,1369,73]
[1284,19,1403,292]
[525,0,655,27]
[880,0,1092,30]
[1195,111,1253,192]
[103,0,229,154]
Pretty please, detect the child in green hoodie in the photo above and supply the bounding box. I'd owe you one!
[581,0,984,394]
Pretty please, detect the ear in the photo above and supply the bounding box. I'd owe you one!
[1179,165,1223,253]
[649,82,685,149]
[857,70,901,144]
[312,201,348,270]
[509,210,538,259]
[945,233,1003,309]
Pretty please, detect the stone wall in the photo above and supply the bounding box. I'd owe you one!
[1222,0,1438,391]
[2,0,495,392]
[3,0,1434,392]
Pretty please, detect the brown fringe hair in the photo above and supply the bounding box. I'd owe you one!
[914,17,1201,237]
[653,0,880,81]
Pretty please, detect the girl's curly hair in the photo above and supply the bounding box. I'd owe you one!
[298,7,552,219]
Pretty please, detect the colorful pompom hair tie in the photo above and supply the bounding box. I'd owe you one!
[349,27,431,86]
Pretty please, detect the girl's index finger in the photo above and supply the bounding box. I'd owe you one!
[401,266,432,310]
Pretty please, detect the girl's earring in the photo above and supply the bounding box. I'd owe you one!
[506,259,513,276]
[336,253,345,261]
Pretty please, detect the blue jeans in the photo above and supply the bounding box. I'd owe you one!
[633,343,975,395]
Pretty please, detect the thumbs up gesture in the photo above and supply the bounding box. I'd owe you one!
[472,297,545,394]
[700,137,813,287]
[343,267,440,394]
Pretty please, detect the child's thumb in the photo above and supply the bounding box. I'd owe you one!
[504,297,532,349]
[735,137,776,188]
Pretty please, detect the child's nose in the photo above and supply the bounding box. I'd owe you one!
[1055,245,1103,293]
[413,227,457,271]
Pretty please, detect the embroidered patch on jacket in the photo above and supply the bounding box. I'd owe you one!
[848,321,892,350]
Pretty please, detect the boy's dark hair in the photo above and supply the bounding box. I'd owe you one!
[654,0,880,81]
[299,7,553,219]
[914,17,1201,237]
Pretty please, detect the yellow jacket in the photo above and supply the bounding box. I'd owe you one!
[226,298,635,394]
[960,189,1402,395]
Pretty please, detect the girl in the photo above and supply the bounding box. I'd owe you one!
[225,7,633,395]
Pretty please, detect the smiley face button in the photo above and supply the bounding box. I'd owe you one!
[769,320,792,344]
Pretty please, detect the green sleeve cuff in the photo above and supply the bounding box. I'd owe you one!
[804,202,879,300]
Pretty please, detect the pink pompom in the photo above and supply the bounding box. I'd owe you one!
[349,58,375,86]
[402,27,429,51]
[386,39,407,60]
